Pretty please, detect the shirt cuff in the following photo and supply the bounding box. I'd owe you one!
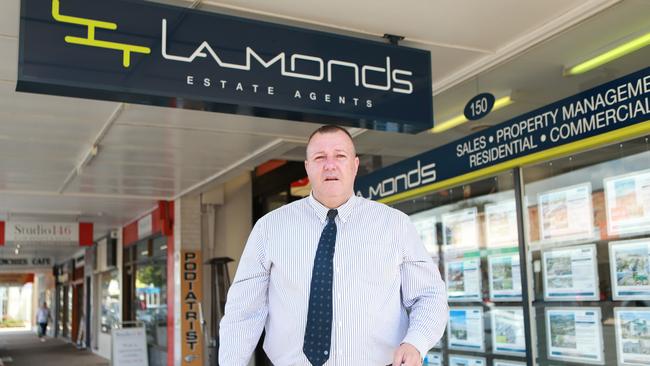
[401,331,431,360]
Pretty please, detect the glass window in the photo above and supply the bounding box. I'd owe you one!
[523,136,650,365]
[135,260,167,349]
[393,171,528,365]
[100,271,120,333]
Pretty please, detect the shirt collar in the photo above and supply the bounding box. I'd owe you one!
[308,192,357,224]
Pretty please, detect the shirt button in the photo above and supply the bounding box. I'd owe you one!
[337,293,341,300]
[338,321,343,327]
[336,267,340,273]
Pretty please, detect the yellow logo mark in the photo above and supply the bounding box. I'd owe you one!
[52,0,151,67]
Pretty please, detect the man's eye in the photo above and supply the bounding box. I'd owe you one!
[314,156,324,161]
[337,155,346,159]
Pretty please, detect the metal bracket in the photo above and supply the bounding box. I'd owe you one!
[383,33,405,46]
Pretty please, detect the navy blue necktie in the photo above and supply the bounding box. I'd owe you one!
[303,209,338,366]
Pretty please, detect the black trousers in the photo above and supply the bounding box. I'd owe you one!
[38,322,47,337]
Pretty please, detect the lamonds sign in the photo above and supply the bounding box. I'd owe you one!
[17,0,433,133]
[356,67,650,201]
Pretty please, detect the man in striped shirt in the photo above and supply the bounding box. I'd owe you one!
[219,125,448,366]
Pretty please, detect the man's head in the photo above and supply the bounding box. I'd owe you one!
[305,125,359,209]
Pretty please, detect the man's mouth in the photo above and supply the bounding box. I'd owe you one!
[324,177,339,182]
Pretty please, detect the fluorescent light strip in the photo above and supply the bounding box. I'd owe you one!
[565,32,650,76]
[431,96,514,134]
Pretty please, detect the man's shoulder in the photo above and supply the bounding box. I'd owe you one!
[354,195,408,220]
[258,197,310,224]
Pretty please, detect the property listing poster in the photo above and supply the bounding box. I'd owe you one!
[609,239,650,300]
[485,200,518,248]
[604,169,650,236]
[538,183,594,242]
[448,355,486,366]
[614,308,650,366]
[491,307,526,356]
[545,308,604,364]
[445,257,482,301]
[542,244,599,301]
[410,211,438,257]
[424,351,442,366]
[448,307,484,351]
[442,207,479,250]
[488,254,522,302]
[494,361,526,366]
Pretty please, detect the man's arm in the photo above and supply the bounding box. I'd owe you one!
[398,214,448,359]
[219,218,271,366]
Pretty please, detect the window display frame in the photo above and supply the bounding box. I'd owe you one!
[540,243,600,301]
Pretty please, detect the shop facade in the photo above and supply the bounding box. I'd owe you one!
[356,67,650,366]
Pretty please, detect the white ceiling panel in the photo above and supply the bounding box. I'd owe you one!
[118,103,318,139]
[0,0,19,38]
[199,0,586,50]
[0,37,17,82]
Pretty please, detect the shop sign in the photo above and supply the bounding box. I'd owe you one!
[0,221,93,245]
[181,250,203,366]
[464,93,495,121]
[5,222,78,242]
[17,0,433,133]
[356,66,650,200]
[111,327,148,366]
[0,257,52,269]
[137,214,152,239]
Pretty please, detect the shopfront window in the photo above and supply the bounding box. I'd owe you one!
[124,235,168,366]
[393,171,528,366]
[135,260,167,349]
[100,271,120,333]
[522,136,650,365]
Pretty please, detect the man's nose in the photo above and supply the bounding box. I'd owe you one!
[323,156,337,169]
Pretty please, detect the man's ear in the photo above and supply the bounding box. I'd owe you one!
[353,156,360,176]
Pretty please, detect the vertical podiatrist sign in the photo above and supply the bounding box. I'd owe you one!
[17,0,433,133]
[181,250,203,365]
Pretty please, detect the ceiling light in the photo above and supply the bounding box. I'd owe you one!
[564,32,650,76]
[431,96,514,134]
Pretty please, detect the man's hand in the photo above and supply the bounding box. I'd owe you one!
[392,343,422,366]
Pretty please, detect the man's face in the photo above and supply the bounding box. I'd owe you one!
[305,130,359,204]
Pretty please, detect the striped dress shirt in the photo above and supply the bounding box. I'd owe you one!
[219,193,448,366]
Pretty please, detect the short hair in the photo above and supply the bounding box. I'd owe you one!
[306,125,356,157]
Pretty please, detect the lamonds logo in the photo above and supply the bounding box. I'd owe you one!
[51,0,150,67]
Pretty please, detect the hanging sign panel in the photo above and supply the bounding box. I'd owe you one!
[17,0,433,133]
[356,66,650,200]
[1,221,93,245]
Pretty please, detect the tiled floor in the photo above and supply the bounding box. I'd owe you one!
[0,330,108,366]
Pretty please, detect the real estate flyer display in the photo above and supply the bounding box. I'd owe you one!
[614,308,650,366]
[445,258,482,301]
[485,200,518,248]
[448,355,486,366]
[442,207,479,250]
[542,244,599,301]
[494,360,526,366]
[410,211,438,256]
[491,307,526,356]
[448,307,484,351]
[538,183,594,242]
[488,254,522,302]
[424,351,442,366]
[610,239,650,300]
[604,169,650,236]
[545,307,604,364]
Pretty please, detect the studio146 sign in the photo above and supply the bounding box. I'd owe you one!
[1,222,94,245]
[17,0,433,133]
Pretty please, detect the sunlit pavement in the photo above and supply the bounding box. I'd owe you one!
[0,330,108,366]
